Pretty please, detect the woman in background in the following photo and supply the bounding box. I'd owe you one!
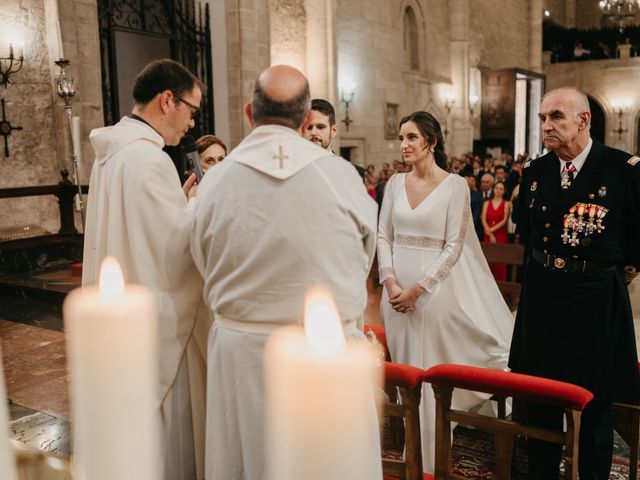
[481,181,511,281]
[196,135,227,173]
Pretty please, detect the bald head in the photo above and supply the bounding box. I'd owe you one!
[257,65,308,102]
[248,65,311,130]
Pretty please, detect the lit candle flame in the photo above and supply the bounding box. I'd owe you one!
[99,256,125,301]
[303,288,346,357]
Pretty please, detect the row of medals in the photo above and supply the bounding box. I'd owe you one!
[562,202,609,247]
[530,180,609,247]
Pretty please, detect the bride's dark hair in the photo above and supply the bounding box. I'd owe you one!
[399,111,448,170]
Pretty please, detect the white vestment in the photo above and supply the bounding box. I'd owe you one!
[190,124,381,480]
[83,116,211,480]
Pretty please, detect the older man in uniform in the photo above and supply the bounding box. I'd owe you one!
[509,87,640,479]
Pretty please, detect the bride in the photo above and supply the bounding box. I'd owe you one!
[377,111,514,472]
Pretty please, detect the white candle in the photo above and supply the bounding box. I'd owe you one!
[71,115,83,178]
[0,347,17,480]
[63,257,161,480]
[265,288,382,480]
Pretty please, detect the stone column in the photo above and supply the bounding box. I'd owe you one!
[270,0,306,72]
[225,0,271,147]
[448,0,472,156]
[305,0,336,104]
[564,0,576,29]
[530,0,543,73]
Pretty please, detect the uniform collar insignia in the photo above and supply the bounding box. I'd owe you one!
[628,156,640,166]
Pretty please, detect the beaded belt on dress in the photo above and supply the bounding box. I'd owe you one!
[394,234,445,250]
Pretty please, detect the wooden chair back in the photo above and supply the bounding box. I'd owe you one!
[382,362,425,480]
[424,364,593,480]
[480,242,525,311]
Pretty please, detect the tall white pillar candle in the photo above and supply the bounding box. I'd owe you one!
[265,289,383,480]
[0,347,17,480]
[63,257,161,480]
[71,116,82,166]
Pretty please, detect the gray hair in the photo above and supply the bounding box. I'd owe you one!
[481,173,494,183]
[542,87,591,124]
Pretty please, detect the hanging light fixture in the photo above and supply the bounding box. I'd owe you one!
[599,0,640,31]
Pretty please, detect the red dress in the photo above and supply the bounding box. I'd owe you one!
[483,199,508,281]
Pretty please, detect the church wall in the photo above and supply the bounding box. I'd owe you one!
[543,0,566,27]
[0,0,101,235]
[333,0,453,168]
[544,56,640,154]
[468,0,530,70]
[224,0,271,148]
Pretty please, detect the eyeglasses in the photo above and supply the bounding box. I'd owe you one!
[174,93,201,121]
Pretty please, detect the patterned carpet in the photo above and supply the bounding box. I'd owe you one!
[385,425,633,479]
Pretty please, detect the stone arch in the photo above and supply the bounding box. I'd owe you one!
[634,110,640,154]
[399,0,425,72]
[586,94,606,144]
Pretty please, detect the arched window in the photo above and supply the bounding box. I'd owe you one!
[403,6,419,71]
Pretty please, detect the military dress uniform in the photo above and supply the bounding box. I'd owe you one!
[508,139,640,479]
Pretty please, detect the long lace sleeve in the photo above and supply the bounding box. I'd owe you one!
[377,174,397,284]
[418,177,470,293]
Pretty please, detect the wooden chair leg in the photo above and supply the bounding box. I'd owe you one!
[494,432,515,480]
[563,409,581,480]
[433,384,453,479]
[403,386,423,480]
[630,410,640,480]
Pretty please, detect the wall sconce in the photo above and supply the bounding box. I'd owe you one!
[469,94,479,116]
[444,93,456,114]
[0,44,24,89]
[612,100,628,140]
[341,81,357,132]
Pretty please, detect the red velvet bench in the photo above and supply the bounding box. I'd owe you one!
[423,364,593,480]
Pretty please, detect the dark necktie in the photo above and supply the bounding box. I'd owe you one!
[561,162,576,189]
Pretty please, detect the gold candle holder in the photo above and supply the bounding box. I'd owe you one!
[14,449,73,480]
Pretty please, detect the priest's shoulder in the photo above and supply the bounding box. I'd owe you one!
[314,152,362,178]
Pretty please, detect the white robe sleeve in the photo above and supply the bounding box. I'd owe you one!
[377,174,397,284]
[418,177,471,293]
[124,156,194,289]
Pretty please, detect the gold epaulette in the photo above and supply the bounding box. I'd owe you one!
[523,160,532,169]
[628,156,640,166]
[624,265,638,284]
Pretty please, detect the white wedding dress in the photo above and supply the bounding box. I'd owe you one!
[378,173,514,472]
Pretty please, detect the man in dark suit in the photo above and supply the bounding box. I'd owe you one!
[304,98,365,180]
[509,87,640,480]
[464,173,484,240]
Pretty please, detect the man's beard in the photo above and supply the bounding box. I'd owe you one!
[310,136,329,149]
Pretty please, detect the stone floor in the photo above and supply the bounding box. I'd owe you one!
[0,266,74,456]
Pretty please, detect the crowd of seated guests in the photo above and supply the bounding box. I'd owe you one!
[454,151,528,281]
[544,21,640,63]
